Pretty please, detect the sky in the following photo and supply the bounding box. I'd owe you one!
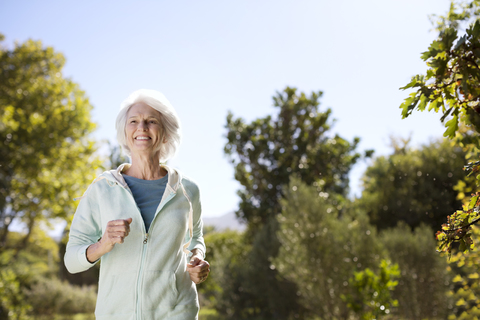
[1,0,453,221]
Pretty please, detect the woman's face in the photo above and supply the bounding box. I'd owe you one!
[125,102,164,157]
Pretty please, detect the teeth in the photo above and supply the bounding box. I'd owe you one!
[136,137,150,140]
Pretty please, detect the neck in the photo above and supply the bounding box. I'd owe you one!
[124,153,167,180]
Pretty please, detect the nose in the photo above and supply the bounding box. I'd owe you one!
[137,121,148,131]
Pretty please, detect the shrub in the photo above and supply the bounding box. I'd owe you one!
[25,276,96,316]
[380,223,452,319]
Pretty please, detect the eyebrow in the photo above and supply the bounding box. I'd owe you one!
[128,115,160,119]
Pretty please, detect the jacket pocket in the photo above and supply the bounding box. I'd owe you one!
[142,270,179,310]
[95,272,136,316]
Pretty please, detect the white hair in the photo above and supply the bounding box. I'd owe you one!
[115,89,181,162]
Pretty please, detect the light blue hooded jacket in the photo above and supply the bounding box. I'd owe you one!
[64,164,206,320]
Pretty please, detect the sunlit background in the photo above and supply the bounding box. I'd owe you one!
[5,1,479,319]
[1,0,449,220]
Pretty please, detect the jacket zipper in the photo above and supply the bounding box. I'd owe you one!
[136,234,148,320]
[118,182,177,319]
[119,185,147,320]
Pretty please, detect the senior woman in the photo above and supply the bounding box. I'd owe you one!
[64,89,209,320]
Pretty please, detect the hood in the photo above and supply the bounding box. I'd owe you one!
[101,163,182,192]
[74,163,182,201]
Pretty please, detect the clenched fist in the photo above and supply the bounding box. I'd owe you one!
[86,218,133,263]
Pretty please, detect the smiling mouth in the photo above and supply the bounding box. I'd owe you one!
[135,137,151,140]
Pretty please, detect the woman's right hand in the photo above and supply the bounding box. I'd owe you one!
[86,218,133,263]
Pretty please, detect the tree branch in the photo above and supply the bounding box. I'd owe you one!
[445,215,480,233]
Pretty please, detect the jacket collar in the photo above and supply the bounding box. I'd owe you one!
[109,163,182,192]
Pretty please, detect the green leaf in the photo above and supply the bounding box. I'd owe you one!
[399,93,420,118]
[421,40,444,61]
[468,195,478,210]
[443,115,459,138]
[426,69,435,79]
[399,77,418,90]
[462,71,471,95]
[434,58,448,77]
[471,20,480,38]
[440,106,453,122]
[428,98,439,112]
[442,28,458,51]
[417,94,428,111]
[452,274,463,283]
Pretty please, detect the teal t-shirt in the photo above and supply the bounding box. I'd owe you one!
[123,173,168,232]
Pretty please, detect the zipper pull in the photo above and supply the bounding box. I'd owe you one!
[143,233,149,244]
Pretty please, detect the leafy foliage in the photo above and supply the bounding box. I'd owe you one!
[447,225,480,319]
[197,229,249,312]
[0,229,57,318]
[0,267,31,319]
[381,223,453,319]
[0,35,102,248]
[436,161,480,253]
[398,0,480,252]
[0,229,97,318]
[24,277,96,316]
[274,178,385,319]
[341,260,399,320]
[225,87,362,230]
[399,3,480,139]
[359,138,467,231]
[224,87,363,319]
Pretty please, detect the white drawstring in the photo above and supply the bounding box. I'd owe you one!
[179,181,194,255]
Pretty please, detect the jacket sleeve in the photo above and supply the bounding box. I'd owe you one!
[186,183,206,258]
[64,186,103,274]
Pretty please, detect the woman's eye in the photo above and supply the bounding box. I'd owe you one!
[130,120,136,124]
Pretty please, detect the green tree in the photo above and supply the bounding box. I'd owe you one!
[224,87,363,319]
[225,87,362,230]
[274,178,385,319]
[0,228,97,318]
[198,229,250,317]
[0,228,60,318]
[359,138,467,231]
[380,223,452,319]
[398,0,480,251]
[0,35,101,248]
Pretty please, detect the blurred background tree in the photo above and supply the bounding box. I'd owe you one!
[0,34,101,249]
[0,35,100,318]
[358,138,468,231]
[274,178,384,319]
[379,223,452,319]
[2,0,479,318]
[223,87,364,319]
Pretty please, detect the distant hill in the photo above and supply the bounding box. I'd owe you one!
[203,212,246,232]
